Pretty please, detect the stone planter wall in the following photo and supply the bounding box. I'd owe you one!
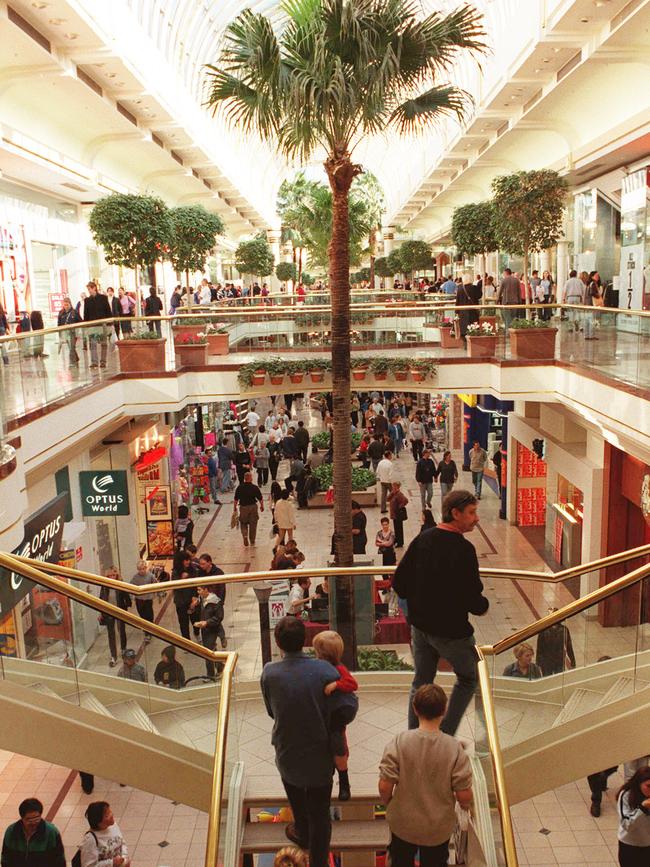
[117,339,166,372]
[466,335,497,358]
[175,343,209,367]
[509,328,558,360]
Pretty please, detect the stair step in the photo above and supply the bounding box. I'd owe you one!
[241,821,389,854]
[66,690,112,716]
[147,710,195,747]
[599,676,650,706]
[552,689,602,727]
[29,682,60,699]
[244,778,380,808]
[107,700,159,734]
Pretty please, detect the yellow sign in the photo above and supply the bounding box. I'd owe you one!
[458,394,477,407]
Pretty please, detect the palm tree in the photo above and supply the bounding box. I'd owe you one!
[207,0,485,664]
[277,171,320,284]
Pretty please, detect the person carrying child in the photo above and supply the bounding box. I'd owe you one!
[313,630,359,801]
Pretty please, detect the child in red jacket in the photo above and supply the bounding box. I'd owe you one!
[313,630,359,801]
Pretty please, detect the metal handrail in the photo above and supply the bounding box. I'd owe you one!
[0,551,235,867]
[12,542,650,594]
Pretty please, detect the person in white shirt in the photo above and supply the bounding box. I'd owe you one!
[562,269,585,332]
[199,280,212,305]
[376,451,394,514]
[80,801,129,867]
[246,409,260,431]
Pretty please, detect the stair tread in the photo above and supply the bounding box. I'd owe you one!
[241,821,389,853]
[552,689,602,727]
[107,700,159,734]
[147,711,194,747]
[244,776,380,807]
[29,682,60,699]
[67,690,111,716]
[599,676,650,706]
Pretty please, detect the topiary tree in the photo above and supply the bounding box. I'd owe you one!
[451,201,498,273]
[385,249,405,278]
[395,240,433,279]
[169,205,225,307]
[491,170,568,300]
[301,272,315,286]
[276,261,298,283]
[352,267,370,284]
[89,193,173,301]
[234,235,275,282]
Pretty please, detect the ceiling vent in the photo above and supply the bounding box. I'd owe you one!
[151,133,164,148]
[170,150,184,166]
[76,68,103,97]
[557,51,581,82]
[496,121,509,138]
[116,103,138,126]
[523,89,542,113]
[7,6,51,53]
[612,0,644,30]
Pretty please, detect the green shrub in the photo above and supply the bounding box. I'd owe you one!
[120,330,162,341]
[358,648,413,671]
[510,318,549,329]
[370,357,391,374]
[410,359,437,376]
[389,357,410,372]
[312,463,376,491]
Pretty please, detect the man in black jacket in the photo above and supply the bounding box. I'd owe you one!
[83,281,112,368]
[192,584,225,678]
[393,490,489,734]
[415,449,437,510]
[294,420,310,463]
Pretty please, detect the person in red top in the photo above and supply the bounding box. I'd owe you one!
[313,630,359,802]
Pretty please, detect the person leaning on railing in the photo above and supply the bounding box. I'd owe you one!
[57,298,81,366]
[83,282,112,369]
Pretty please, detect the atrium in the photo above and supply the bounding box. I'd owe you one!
[1,1,650,866]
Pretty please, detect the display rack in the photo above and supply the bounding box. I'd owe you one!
[189,455,210,514]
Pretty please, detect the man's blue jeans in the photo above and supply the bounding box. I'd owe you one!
[471,470,484,497]
[220,467,232,492]
[407,626,478,734]
[419,482,433,509]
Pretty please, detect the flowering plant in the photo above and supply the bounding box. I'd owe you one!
[204,322,229,334]
[176,332,207,345]
[467,321,496,336]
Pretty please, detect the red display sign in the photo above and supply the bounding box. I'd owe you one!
[48,292,66,314]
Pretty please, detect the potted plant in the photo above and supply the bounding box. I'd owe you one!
[175,332,208,367]
[266,357,286,385]
[509,318,558,360]
[117,330,166,373]
[439,321,464,349]
[370,357,391,381]
[286,359,306,384]
[410,359,437,382]
[390,357,410,381]
[238,361,267,388]
[172,315,210,340]
[205,323,230,356]
[466,321,498,359]
[309,358,330,383]
[479,306,497,329]
[351,356,370,381]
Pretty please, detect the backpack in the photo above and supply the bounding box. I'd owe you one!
[71,831,98,867]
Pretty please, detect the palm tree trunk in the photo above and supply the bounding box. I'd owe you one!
[298,248,303,286]
[369,227,377,289]
[325,152,361,669]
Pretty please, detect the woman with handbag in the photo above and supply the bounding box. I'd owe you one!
[99,568,132,667]
[388,481,409,549]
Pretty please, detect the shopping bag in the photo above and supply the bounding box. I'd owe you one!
[448,805,487,866]
[230,511,239,529]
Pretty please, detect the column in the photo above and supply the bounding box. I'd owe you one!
[556,240,569,287]
[267,229,281,292]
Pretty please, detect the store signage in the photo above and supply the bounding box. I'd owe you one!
[0,492,69,617]
[79,470,130,516]
[48,292,66,315]
[135,446,167,472]
[641,474,650,526]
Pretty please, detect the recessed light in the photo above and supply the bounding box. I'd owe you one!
[580,16,590,23]
[553,47,562,53]
[49,17,65,25]
[31,2,49,8]
[94,63,105,68]
[134,99,142,104]
[106,73,117,78]
[542,58,550,63]
[535,68,542,73]
[64,32,78,40]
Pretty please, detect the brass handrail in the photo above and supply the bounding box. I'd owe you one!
[0,551,235,867]
[12,541,650,594]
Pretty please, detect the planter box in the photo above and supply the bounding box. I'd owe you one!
[440,326,464,349]
[173,324,205,341]
[289,373,304,384]
[175,343,208,367]
[352,369,368,381]
[310,371,325,383]
[394,370,409,381]
[410,370,424,382]
[269,374,285,385]
[509,327,558,360]
[311,489,377,508]
[207,332,229,355]
[479,316,497,329]
[466,334,497,358]
[117,338,166,373]
[374,371,388,381]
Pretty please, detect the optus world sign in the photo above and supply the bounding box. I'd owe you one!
[79,470,130,516]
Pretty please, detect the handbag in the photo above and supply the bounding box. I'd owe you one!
[449,805,487,866]
[230,511,239,529]
[71,831,98,867]
[398,505,408,521]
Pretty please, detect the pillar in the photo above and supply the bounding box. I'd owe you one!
[267,229,282,292]
[556,240,569,286]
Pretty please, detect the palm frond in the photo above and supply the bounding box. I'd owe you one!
[389,84,469,135]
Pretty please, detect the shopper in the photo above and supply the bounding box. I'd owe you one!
[100,569,131,667]
[379,684,472,867]
[171,550,198,640]
[79,801,129,867]
[217,439,234,492]
[496,268,521,334]
[367,434,385,472]
[562,269,585,332]
[408,415,426,462]
[192,585,225,679]
[415,449,436,510]
[294,420,310,463]
[274,848,307,867]
[197,553,227,648]
[83,282,112,368]
[260,616,353,867]
[376,450,394,513]
[206,449,223,504]
[57,297,81,365]
[536,611,576,675]
[233,471,264,546]
[117,287,135,334]
[617,766,650,866]
[468,441,488,499]
[174,504,194,549]
[393,490,489,734]
[1,798,65,867]
[255,442,270,487]
[144,286,163,334]
[117,648,146,682]
[420,509,436,532]
[351,501,368,555]
[388,481,409,549]
[268,438,282,481]
[0,303,9,365]
[154,645,185,689]
[275,490,296,544]
[375,516,396,567]
[288,574,315,615]
[435,451,458,500]
[130,560,155,640]
[502,642,542,679]
[235,442,252,484]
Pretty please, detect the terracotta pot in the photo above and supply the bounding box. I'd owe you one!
[117,338,166,373]
[310,371,325,383]
[374,371,388,381]
[394,370,409,381]
[466,334,497,358]
[440,326,464,349]
[172,324,205,341]
[509,327,558,360]
[269,374,284,385]
[175,343,208,367]
[410,370,425,382]
[479,316,497,329]
[289,373,304,384]
[207,332,229,356]
[352,369,368,381]
[252,372,266,386]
